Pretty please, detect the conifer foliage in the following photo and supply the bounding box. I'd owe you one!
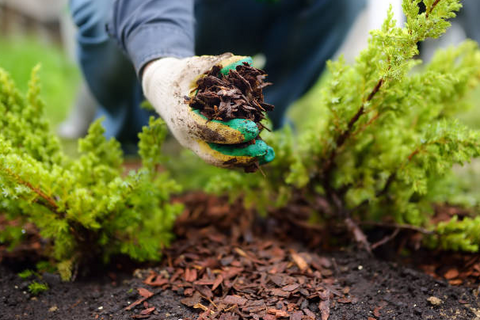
[207,0,480,251]
[0,66,182,280]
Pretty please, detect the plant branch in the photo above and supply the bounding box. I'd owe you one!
[352,111,380,138]
[317,78,385,216]
[359,221,435,235]
[349,172,397,215]
[371,228,400,250]
[322,78,385,178]
[307,78,386,253]
[426,0,441,18]
[407,149,420,162]
[2,167,59,213]
[345,217,372,254]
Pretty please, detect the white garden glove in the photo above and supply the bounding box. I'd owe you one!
[142,53,275,168]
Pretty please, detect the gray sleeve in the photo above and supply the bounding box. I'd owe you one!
[107,0,195,76]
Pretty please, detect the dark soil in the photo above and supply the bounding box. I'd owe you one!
[1,193,479,320]
[1,252,478,320]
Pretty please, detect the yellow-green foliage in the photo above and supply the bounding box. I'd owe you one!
[207,0,480,252]
[0,67,182,280]
[28,281,49,296]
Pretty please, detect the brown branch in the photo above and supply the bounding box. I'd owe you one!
[286,216,325,231]
[307,78,386,252]
[407,149,420,162]
[426,0,441,18]
[286,218,434,237]
[359,221,435,235]
[3,167,59,212]
[25,182,59,211]
[322,78,385,177]
[315,78,386,218]
[366,77,385,102]
[304,77,386,252]
[352,111,380,138]
[345,217,372,254]
[371,228,400,250]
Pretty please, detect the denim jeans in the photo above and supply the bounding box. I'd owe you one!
[70,0,365,144]
[458,0,480,43]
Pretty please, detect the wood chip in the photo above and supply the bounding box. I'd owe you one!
[444,268,459,280]
[267,309,290,318]
[282,284,300,292]
[319,299,330,320]
[373,305,383,317]
[212,275,223,291]
[185,268,198,282]
[291,251,309,272]
[291,311,304,320]
[140,307,155,315]
[222,295,247,306]
[137,288,153,299]
[269,288,291,298]
[181,292,202,307]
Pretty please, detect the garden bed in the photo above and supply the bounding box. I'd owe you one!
[2,1,480,319]
[1,193,479,320]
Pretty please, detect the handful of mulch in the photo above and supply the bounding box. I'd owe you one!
[187,63,274,133]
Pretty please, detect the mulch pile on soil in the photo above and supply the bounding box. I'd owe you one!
[134,198,339,320]
[1,193,480,320]
[121,193,480,320]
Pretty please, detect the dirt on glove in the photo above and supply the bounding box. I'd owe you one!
[187,63,274,132]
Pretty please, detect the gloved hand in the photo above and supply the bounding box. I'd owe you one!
[142,53,275,168]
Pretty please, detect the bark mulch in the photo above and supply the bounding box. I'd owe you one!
[136,195,339,320]
[1,192,480,320]
[125,193,480,320]
[187,63,274,128]
[187,63,275,172]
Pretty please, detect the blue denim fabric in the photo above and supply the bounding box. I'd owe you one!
[70,0,365,143]
[108,0,196,75]
[458,0,480,43]
[70,0,151,144]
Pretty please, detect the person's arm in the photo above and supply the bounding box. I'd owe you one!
[108,1,275,168]
[107,0,195,76]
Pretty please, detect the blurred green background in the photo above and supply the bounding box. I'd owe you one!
[2,34,480,196]
[1,0,480,198]
[0,37,79,127]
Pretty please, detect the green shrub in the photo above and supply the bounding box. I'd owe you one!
[0,66,182,280]
[207,0,480,251]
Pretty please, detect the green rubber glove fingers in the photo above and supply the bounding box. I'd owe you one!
[190,109,259,144]
[187,54,275,168]
[206,139,275,167]
[220,57,254,76]
[259,145,275,165]
[223,118,259,142]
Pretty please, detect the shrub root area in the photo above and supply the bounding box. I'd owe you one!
[1,193,480,320]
